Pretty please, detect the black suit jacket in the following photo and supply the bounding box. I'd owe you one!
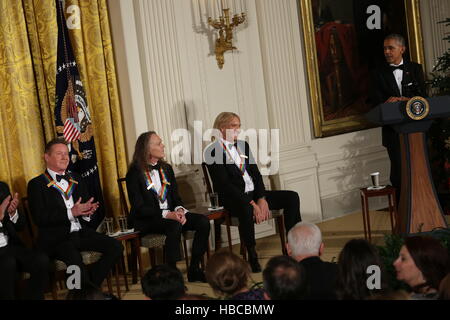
[0,181,25,247]
[299,256,338,300]
[125,163,184,231]
[369,60,426,148]
[204,140,265,208]
[27,171,92,251]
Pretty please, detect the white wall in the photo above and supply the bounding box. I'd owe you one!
[107,0,446,243]
[420,0,450,77]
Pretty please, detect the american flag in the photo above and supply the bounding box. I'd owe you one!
[63,118,81,142]
[63,81,81,142]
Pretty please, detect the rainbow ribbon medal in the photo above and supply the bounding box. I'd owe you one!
[43,172,78,200]
[144,167,171,202]
[220,141,247,175]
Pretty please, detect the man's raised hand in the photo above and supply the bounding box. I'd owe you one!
[0,195,11,221]
[7,193,19,215]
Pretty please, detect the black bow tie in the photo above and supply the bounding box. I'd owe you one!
[390,64,404,72]
[56,173,71,182]
[149,163,160,171]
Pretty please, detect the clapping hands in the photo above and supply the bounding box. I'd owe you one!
[72,197,99,217]
[0,193,20,221]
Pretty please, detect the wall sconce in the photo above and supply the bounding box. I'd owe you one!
[207,0,246,69]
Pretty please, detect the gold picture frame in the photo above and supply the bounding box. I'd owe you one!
[298,0,425,137]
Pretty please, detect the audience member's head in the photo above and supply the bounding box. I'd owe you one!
[66,282,113,300]
[262,255,306,300]
[205,250,251,297]
[394,236,450,294]
[438,273,450,300]
[369,289,411,300]
[178,293,212,300]
[287,222,323,261]
[141,264,186,300]
[336,239,385,300]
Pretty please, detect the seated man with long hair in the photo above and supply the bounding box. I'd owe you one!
[126,131,210,282]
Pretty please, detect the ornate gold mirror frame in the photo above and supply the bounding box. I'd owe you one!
[299,0,425,137]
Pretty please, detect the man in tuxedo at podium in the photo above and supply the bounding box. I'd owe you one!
[369,34,426,199]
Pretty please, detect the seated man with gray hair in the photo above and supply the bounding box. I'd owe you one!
[287,222,338,299]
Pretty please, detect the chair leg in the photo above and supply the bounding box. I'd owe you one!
[149,248,156,268]
[106,274,113,295]
[277,215,287,255]
[114,264,122,299]
[389,193,397,233]
[225,213,233,252]
[162,246,166,264]
[50,274,58,300]
[214,219,222,251]
[361,194,368,240]
[135,238,144,280]
[121,256,129,292]
[130,241,138,284]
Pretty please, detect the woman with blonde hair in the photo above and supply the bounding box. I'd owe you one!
[205,250,265,300]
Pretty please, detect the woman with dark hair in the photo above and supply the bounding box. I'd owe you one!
[438,273,450,300]
[394,236,450,299]
[126,131,210,282]
[336,239,386,300]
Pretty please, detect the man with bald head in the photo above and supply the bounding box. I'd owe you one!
[287,222,337,300]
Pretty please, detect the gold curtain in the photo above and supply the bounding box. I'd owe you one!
[0,0,127,218]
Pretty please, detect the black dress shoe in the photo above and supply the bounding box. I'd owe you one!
[249,258,262,273]
[187,268,206,283]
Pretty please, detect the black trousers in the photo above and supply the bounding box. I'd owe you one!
[45,228,123,289]
[224,190,301,248]
[139,212,210,266]
[0,244,50,300]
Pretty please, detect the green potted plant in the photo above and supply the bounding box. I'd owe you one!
[428,18,450,209]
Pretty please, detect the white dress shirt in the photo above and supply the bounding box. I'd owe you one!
[220,138,255,193]
[47,168,90,233]
[0,210,19,248]
[390,59,404,96]
[149,163,188,218]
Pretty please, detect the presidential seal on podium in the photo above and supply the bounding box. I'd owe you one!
[406,96,430,121]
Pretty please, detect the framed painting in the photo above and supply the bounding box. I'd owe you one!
[298,0,425,137]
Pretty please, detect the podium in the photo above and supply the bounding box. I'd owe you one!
[366,96,450,234]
